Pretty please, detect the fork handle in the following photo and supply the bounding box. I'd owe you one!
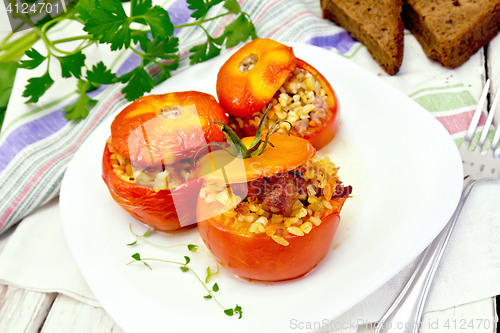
[374,177,476,333]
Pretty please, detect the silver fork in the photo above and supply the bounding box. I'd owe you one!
[374,79,500,333]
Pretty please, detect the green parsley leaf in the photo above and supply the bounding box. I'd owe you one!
[189,39,221,65]
[132,34,151,53]
[184,256,190,265]
[212,34,226,46]
[19,48,46,69]
[58,52,86,78]
[186,0,207,19]
[224,308,234,316]
[187,0,225,20]
[212,283,219,292]
[139,6,174,39]
[223,0,241,13]
[142,36,179,59]
[190,42,209,63]
[180,266,189,272]
[223,14,257,48]
[80,0,172,50]
[203,294,212,299]
[155,58,179,85]
[35,14,54,28]
[22,72,54,103]
[75,0,96,21]
[119,67,155,101]
[79,0,131,50]
[0,108,6,130]
[127,240,137,246]
[63,80,97,120]
[131,0,152,16]
[86,61,116,84]
[0,62,17,108]
[187,244,198,252]
[143,228,152,237]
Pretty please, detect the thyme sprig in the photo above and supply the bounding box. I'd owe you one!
[215,103,292,158]
[128,253,242,318]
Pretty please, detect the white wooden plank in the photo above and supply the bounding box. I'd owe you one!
[455,46,486,105]
[41,294,125,333]
[487,35,500,127]
[418,297,496,333]
[0,285,56,333]
[357,297,496,333]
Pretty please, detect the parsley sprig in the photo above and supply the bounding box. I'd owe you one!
[9,0,256,120]
[128,252,242,318]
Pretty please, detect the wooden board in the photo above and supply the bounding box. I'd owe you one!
[41,294,125,333]
[0,285,56,333]
[487,36,500,127]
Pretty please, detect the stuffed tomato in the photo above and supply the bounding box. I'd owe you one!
[217,38,340,151]
[196,134,351,282]
[102,91,227,231]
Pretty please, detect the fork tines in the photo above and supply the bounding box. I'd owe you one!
[461,79,500,158]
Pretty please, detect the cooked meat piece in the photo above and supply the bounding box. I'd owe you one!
[313,96,328,110]
[235,201,250,215]
[239,170,351,217]
[261,176,300,217]
[246,171,306,217]
[332,184,352,199]
[311,97,328,124]
[293,120,309,135]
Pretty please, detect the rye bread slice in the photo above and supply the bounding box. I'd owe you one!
[321,0,404,75]
[403,0,500,69]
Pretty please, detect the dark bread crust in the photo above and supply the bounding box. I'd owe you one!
[403,0,500,69]
[321,0,404,75]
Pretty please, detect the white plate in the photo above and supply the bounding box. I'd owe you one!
[60,43,463,333]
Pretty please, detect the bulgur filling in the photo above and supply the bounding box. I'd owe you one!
[106,138,194,191]
[229,67,329,137]
[201,157,351,246]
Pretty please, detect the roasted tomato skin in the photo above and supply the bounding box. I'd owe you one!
[296,58,340,151]
[102,91,226,231]
[197,197,347,281]
[216,38,296,118]
[230,58,340,151]
[111,91,227,164]
[194,135,316,184]
[103,144,177,231]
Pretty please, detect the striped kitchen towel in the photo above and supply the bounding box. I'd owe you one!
[0,0,492,234]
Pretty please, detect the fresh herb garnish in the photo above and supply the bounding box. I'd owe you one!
[128,252,242,318]
[127,223,199,252]
[205,265,219,283]
[196,103,291,161]
[142,227,152,237]
[0,62,17,129]
[1,0,257,120]
[131,253,152,270]
[224,305,242,319]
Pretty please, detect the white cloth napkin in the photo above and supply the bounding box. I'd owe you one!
[0,197,100,307]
